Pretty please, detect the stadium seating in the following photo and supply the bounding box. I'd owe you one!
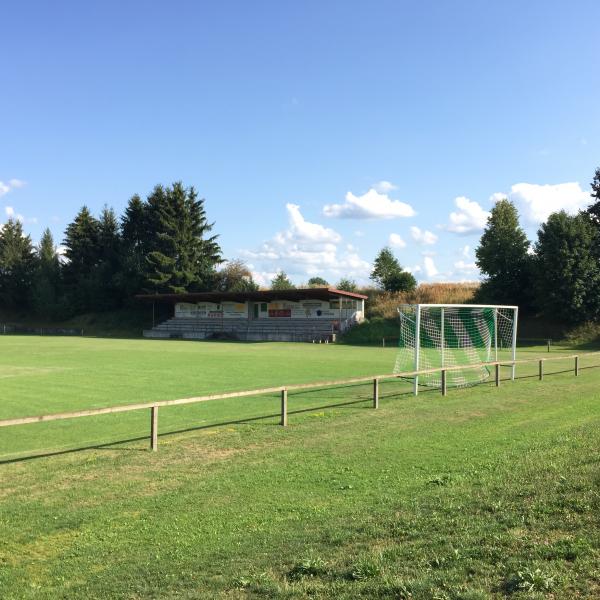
[143,317,341,342]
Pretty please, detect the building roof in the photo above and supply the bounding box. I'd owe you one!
[136,287,368,304]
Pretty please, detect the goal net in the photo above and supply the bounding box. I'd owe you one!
[394,304,518,393]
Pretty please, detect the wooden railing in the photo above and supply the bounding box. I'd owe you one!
[1,351,598,453]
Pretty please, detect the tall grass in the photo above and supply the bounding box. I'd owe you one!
[365,282,479,319]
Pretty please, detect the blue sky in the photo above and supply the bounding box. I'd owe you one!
[1,0,599,286]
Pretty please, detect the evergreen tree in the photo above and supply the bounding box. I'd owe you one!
[215,259,259,292]
[93,206,123,309]
[475,199,534,309]
[31,228,62,317]
[62,206,101,312]
[120,194,149,299]
[370,247,416,292]
[271,271,295,290]
[145,182,222,293]
[0,219,36,309]
[534,211,600,323]
[586,166,600,226]
[307,276,329,287]
[121,194,147,252]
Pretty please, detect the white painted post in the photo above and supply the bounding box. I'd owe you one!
[493,308,498,362]
[511,307,518,380]
[150,406,158,451]
[280,389,288,426]
[414,305,421,396]
[440,307,445,368]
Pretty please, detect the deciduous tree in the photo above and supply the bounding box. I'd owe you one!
[534,211,600,323]
[475,199,534,309]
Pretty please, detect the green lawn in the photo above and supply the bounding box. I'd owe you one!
[0,337,599,599]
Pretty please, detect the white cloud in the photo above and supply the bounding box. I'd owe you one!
[410,226,438,245]
[323,187,416,220]
[489,192,506,204]
[354,230,365,237]
[496,182,592,225]
[460,244,471,258]
[0,179,26,197]
[443,196,490,234]
[241,204,371,283]
[388,233,406,248]
[453,260,478,273]
[3,206,29,223]
[373,180,398,193]
[423,256,439,277]
[285,203,341,243]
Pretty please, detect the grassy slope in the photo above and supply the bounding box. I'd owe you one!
[0,338,599,599]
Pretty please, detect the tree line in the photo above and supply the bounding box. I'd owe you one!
[0,182,248,319]
[2,167,600,325]
[475,166,600,324]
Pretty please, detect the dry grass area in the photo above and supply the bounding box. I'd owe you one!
[366,282,479,319]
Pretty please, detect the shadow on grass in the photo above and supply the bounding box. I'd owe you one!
[0,388,414,465]
[2,363,597,466]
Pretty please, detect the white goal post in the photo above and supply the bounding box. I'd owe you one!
[395,304,518,395]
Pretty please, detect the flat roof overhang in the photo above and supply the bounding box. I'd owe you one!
[136,287,368,304]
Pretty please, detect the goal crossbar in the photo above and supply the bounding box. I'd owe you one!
[395,304,519,394]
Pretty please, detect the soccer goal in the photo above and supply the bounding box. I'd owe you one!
[395,304,518,394]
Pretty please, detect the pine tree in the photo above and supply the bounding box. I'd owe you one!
[145,182,222,293]
[271,271,295,290]
[0,219,36,309]
[31,228,62,317]
[121,194,147,252]
[120,194,149,298]
[62,206,101,312]
[93,206,123,309]
[475,199,534,309]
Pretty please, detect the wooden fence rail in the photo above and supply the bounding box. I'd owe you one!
[1,351,599,453]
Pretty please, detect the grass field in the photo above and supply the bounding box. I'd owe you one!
[0,337,599,599]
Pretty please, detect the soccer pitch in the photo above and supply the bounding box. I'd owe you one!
[1,336,599,598]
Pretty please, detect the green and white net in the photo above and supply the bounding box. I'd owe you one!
[395,305,517,389]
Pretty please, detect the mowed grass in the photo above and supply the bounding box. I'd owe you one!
[0,337,599,599]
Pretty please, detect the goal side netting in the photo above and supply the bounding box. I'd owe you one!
[394,304,518,391]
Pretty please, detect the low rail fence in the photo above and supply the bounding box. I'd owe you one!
[1,351,598,453]
[0,324,84,336]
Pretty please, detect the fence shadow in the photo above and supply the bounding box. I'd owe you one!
[1,360,597,466]
[0,392,412,465]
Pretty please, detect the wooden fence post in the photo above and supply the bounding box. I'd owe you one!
[373,378,379,409]
[539,359,543,381]
[441,369,447,396]
[495,363,500,387]
[280,389,288,426]
[575,356,579,377]
[150,405,158,451]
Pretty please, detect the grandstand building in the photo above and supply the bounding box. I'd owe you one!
[138,288,367,342]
